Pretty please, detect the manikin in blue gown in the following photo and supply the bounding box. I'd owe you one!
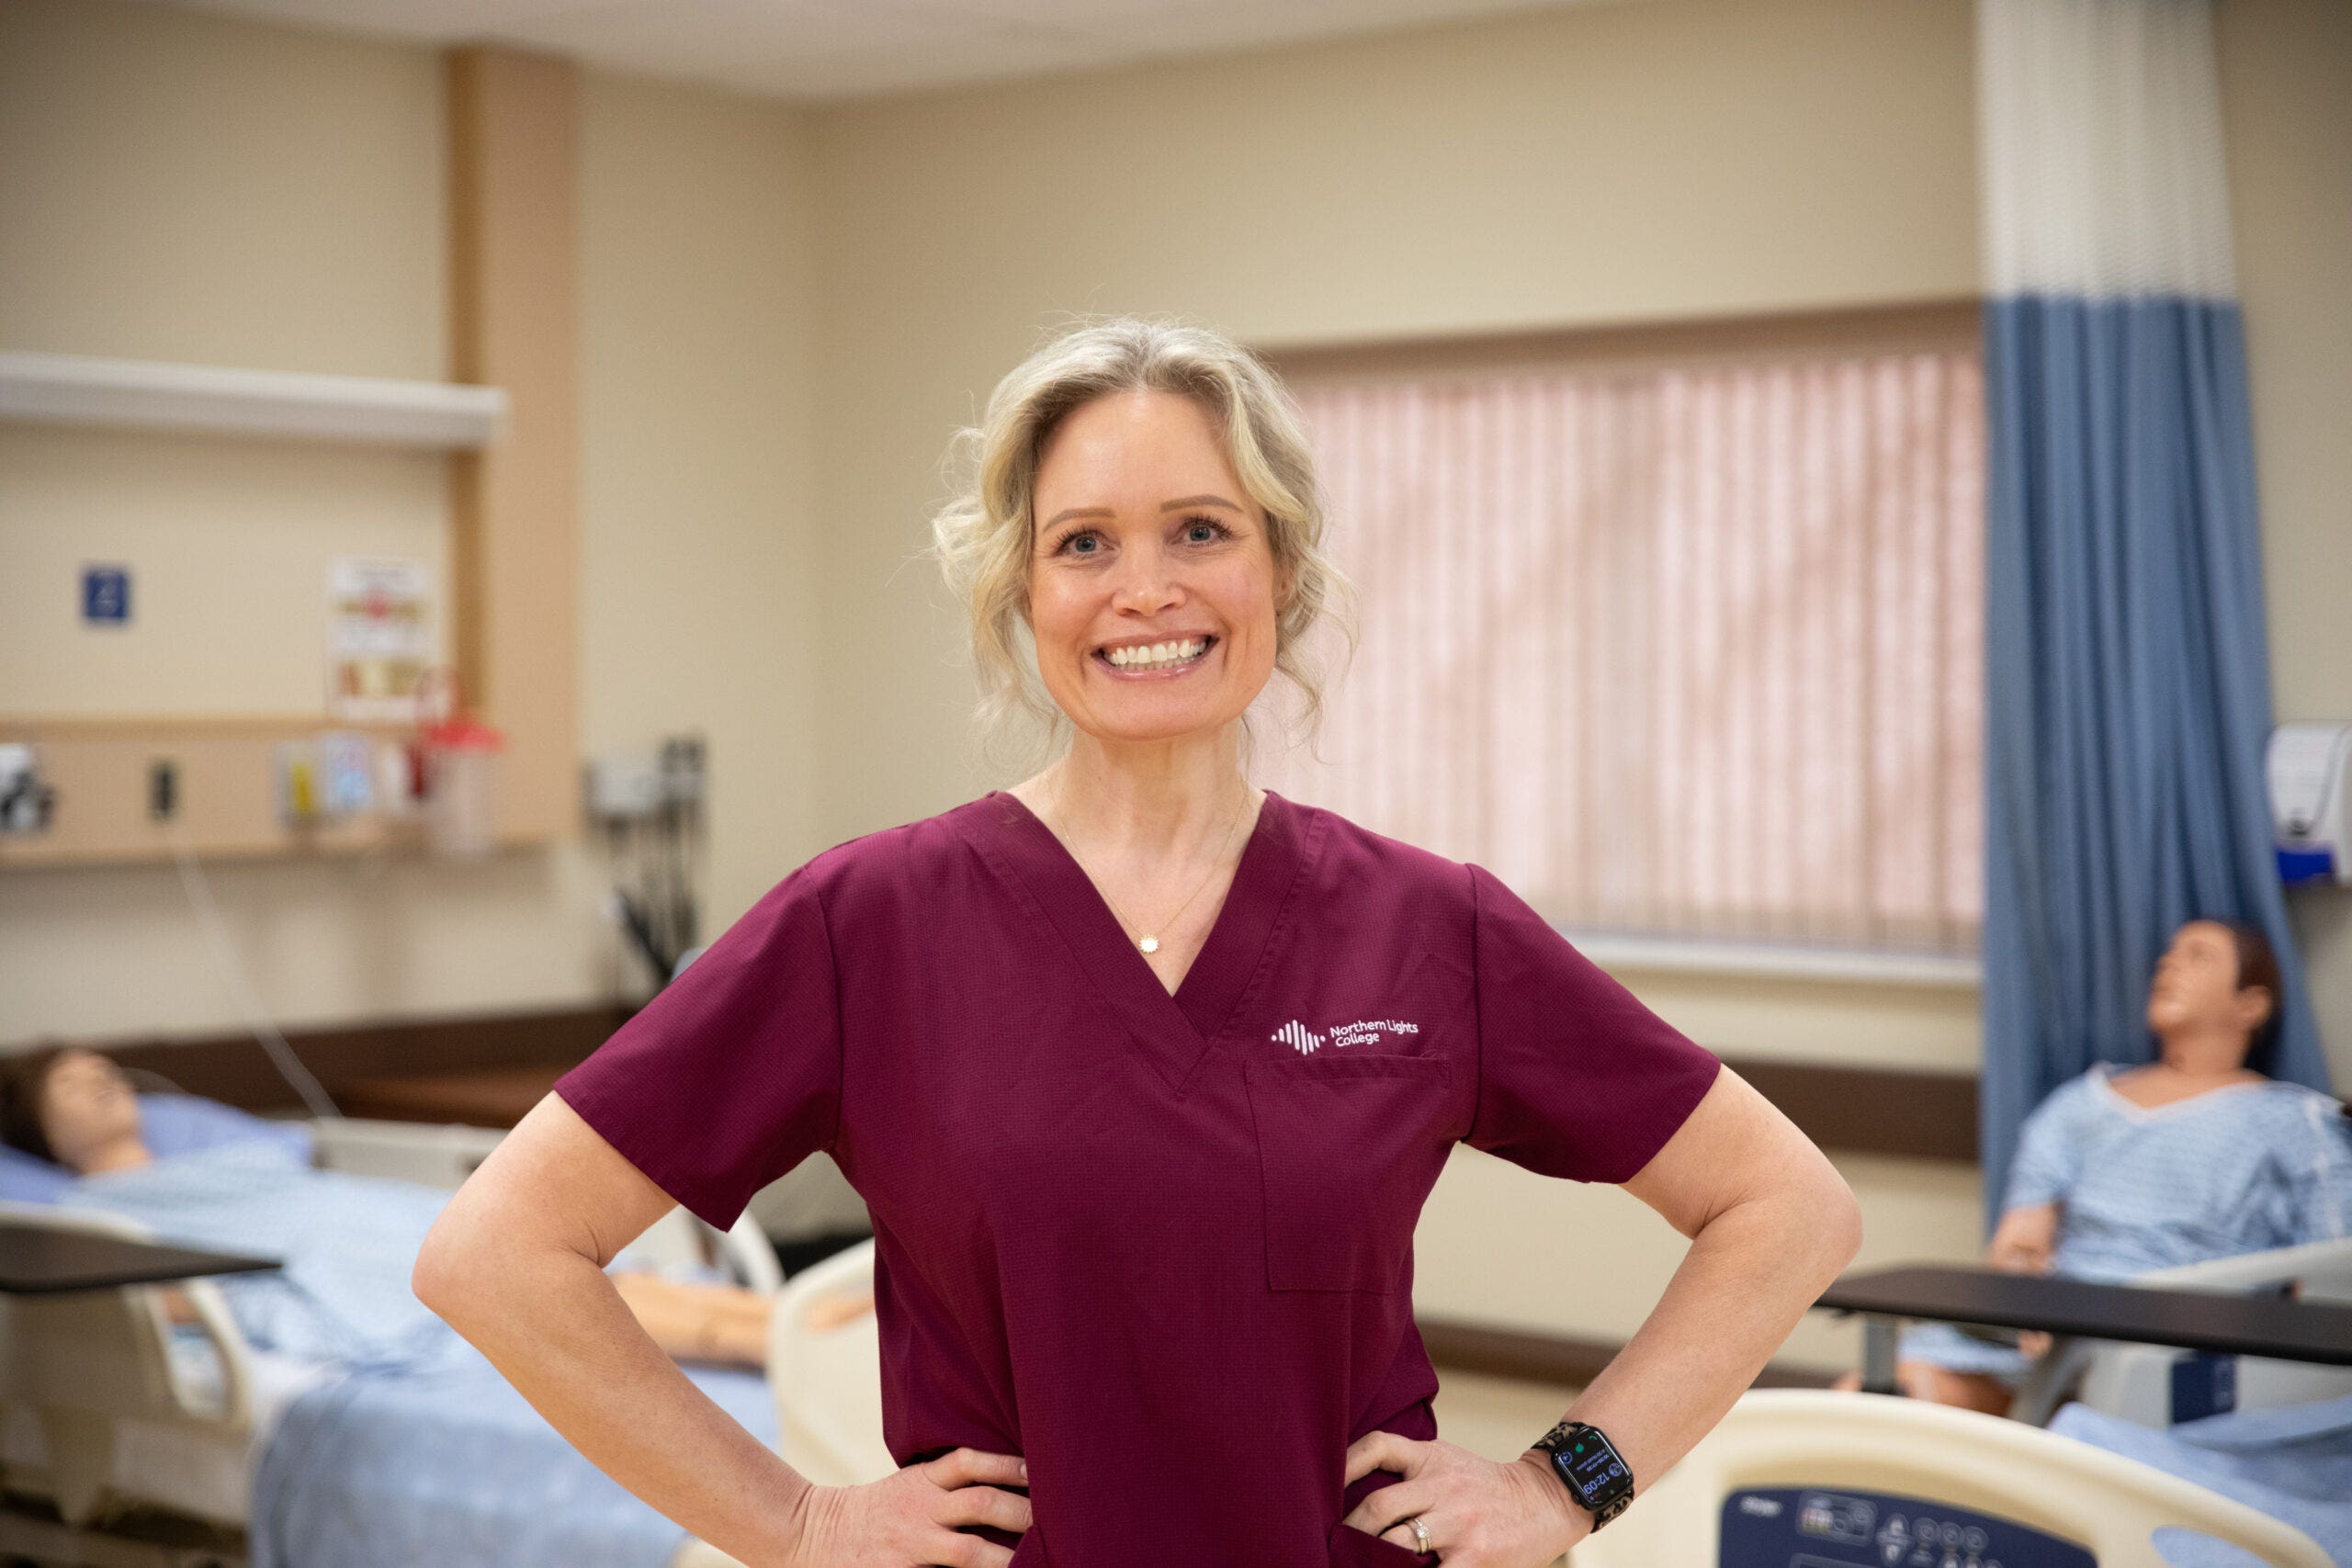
[1863,919,2352,1414]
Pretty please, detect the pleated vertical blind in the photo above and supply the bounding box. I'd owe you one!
[1258,346,1985,953]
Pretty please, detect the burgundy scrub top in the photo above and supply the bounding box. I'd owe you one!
[555,789,1720,1568]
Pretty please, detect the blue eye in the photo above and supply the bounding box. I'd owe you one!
[1183,515,1233,543]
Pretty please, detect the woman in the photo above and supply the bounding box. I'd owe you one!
[0,1045,778,1367]
[1858,919,2352,1415]
[415,317,1862,1568]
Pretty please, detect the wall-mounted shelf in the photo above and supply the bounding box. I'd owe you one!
[0,351,506,449]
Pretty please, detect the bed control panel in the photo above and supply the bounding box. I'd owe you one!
[1718,1488,2095,1568]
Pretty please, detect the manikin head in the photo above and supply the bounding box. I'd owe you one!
[0,1046,147,1175]
[2144,919,2281,1073]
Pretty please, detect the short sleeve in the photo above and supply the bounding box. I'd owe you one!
[554,864,842,1232]
[1999,1075,2093,1213]
[1463,863,1723,1182]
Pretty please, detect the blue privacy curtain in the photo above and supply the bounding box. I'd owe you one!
[1977,0,2330,1224]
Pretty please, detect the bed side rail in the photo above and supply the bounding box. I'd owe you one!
[0,1201,255,1526]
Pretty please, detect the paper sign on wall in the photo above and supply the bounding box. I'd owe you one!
[327,558,432,724]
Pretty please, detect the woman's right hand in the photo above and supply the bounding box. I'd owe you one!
[784,1448,1031,1567]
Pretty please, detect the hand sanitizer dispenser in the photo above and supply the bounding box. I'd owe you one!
[2268,723,2352,886]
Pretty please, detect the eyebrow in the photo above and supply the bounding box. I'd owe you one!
[1040,495,1245,532]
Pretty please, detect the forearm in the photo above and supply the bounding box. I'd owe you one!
[1544,1178,1859,1497]
[615,1273,775,1365]
[417,1239,808,1565]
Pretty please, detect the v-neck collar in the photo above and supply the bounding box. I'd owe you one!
[965,786,1315,1095]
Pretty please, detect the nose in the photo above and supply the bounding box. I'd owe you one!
[1107,536,1182,615]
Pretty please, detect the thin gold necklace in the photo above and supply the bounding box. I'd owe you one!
[1043,777,1252,954]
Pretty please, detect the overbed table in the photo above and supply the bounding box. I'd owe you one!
[1816,1264,2352,1421]
[0,1219,278,1295]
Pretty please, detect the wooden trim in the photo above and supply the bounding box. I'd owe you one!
[1418,1316,1842,1391]
[85,1003,628,1111]
[0,714,415,736]
[1733,1058,1977,1164]
[59,1006,1979,1163]
[446,46,580,845]
[0,716,427,868]
[1257,299,1983,385]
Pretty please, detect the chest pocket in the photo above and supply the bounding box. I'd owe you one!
[1243,1055,1455,1292]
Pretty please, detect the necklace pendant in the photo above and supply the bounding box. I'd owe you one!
[1138,936,1160,953]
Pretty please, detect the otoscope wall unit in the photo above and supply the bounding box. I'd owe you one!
[2270,724,2352,886]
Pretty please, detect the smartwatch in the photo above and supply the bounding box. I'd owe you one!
[1529,1420,1634,1531]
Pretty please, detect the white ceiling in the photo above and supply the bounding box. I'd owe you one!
[142,0,1626,104]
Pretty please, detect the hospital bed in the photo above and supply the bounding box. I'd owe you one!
[767,1244,2342,1565]
[764,1235,890,1485]
[1571,1390,2331,1568]
[0,1112,779,1568]
[2022,1237,2352,1428]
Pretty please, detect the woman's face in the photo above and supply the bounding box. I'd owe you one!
[40,1049,140,1173]
[1026,390,1289,749]
[2145,920,2267,1051]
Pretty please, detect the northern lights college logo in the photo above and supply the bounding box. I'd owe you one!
[1271,1017,1421,1055]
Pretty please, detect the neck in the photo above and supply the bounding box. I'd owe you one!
[1040,727,1253,853]
[74,1135,153,1177]
[2153,1027,2256,1078]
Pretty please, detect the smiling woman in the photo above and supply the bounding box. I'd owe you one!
[930,318,1354,766]
[418,314,1860,1568]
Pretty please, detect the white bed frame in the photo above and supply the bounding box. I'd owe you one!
[0,1115,779,1568]
[2013,1236,2352,1427]
[1574,1389,2331,1568]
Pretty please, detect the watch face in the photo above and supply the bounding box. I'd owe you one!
[1563,1435,1625,1503]
[1545,1428,1633,1512]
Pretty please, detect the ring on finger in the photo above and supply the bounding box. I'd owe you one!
[1405,1515,1431,1553]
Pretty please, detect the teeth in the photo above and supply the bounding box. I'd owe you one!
[1106,637,1207,670]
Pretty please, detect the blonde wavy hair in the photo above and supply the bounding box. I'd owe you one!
[929,314,1355,769]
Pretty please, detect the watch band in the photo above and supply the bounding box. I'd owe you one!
[1530,1419,1635,1532]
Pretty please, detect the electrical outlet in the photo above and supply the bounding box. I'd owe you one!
[149,758,178,821]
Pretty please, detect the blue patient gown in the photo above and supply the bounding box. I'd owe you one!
[61,1141,779,1568]
[1904,1065,2352,1380]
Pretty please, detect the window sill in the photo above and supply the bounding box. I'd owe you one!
[1561,931,1983,989]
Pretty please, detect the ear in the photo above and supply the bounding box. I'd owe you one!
[1274,561,1298,616]
[2231,984,2275,1038]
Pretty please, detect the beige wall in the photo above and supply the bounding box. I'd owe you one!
[802,0,1987,1095]
[799,0,1985,1357]
[1,0,2342,1358]
[0,0,822,1038]
[2218,0,2352,1076]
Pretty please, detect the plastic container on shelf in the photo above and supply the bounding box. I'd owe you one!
[413,668,504,858]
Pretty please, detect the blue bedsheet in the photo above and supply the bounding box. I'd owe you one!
[252,1350,779,1568]
[62,1140,784,1568]
[62,1140,467,1371]
[2050,1395,2352,1566]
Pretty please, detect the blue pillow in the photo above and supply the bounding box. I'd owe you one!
[139,1094,314,1166]
[0,1144,73,1204]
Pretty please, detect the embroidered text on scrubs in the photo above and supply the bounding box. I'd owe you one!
[1328,1018,1421,1048]
[1272,1018,1421,1054]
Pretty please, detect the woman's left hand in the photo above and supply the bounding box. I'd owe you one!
[1340,1432,1588,1565]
